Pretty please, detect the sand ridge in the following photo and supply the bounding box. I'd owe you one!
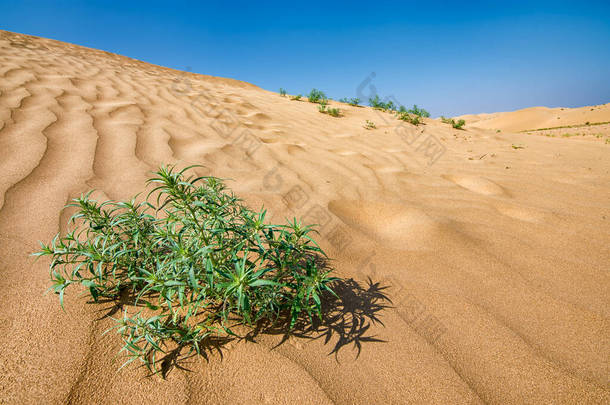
[0,30,609,404]
[457,103,610,133]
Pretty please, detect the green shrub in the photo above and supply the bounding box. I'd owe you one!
[368,95,384,109]
[339,97,361,106]
[319,104,341,117]
[35,165,339,374]
[279,88,287,97]
[397,111,421,125]
[440,116,465,129]
[327,107,340,117]
[407,105,430,118]
[290,94,302,101]
[364,120,376,129]
[453,119,465,129]
[368,95,402,111]
[307,88,327,104]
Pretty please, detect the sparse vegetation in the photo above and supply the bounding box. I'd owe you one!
[511,144,525,149]
[339,97,361,106]
[369,95,382,109]
[520,121,610,132]
[407,104,430,118]
[35,165,339,374]
[279,88,287,97]
[452,119,466,129]
[440,116,466,129]
[364,120,376,129]
[290,94,302,101]
[307,88,327,104]
[319,103,341,117]
[397,111,421,125]
[368,95,396,111]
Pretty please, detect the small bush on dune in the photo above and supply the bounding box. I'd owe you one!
[368,96,415,113]
[319,103,341,117]
[368,95,385,110]
[35,165,339,374]
[327,107,341,117]
[441,116,466,129]
[339,97,361,106]
[397,111,421,125]
[407,104,430,118]
[279,88,287,96]
[453,119,466,129]
[307,88,327,104]
[364,120,376,129]
[290,94,302,101]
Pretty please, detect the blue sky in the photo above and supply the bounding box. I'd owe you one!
[3,1,609,116]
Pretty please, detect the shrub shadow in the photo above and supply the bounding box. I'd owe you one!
[251,276,391,359]
[94,259,390,377]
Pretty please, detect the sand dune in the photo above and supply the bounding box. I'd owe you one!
[0,30,609,404]
[457,103,610,133]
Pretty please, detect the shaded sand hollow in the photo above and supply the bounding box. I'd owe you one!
[0,31,608,404]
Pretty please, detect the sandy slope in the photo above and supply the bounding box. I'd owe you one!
[457,103,610,133]
[0,30,608,404]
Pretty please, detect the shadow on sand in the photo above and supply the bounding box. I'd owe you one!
[95,269,391,378]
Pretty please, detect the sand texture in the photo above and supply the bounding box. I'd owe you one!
[0,31,609,404]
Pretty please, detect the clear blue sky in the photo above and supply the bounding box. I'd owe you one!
[3,1,609,116]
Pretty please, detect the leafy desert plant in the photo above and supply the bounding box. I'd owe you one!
[407,104,430,118]
[319,103,341,117]
[364,120,376,129]
[35,165,339,374]
[368,95,386,110]
[326,107,340,117]
[369,94,406,112]
[452,119,466,129]
[339,97,361,106]
[440,116,465,129]
[279,88,287,97]
[397,111,421,126]
[290,94,302,101]
[307,88,327,104]
[368,95,400,111]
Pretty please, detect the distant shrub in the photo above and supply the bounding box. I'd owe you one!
[440,116,465,129]
[319,103,341,117]
[290,94,302,101]
[307,88,327,104]
[327,107,340,117]
[407,105,430,118]
[397,111,421,125]
[364,120,376,129]
[35,166,339,374]
[368,95,384,109]
[453,119,466,129]
[279,88,287,97]
[339,97,361,106]
[368,95,398,111]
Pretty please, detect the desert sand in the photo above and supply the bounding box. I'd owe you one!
[0,30,608,404]
[457,103,610,133]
